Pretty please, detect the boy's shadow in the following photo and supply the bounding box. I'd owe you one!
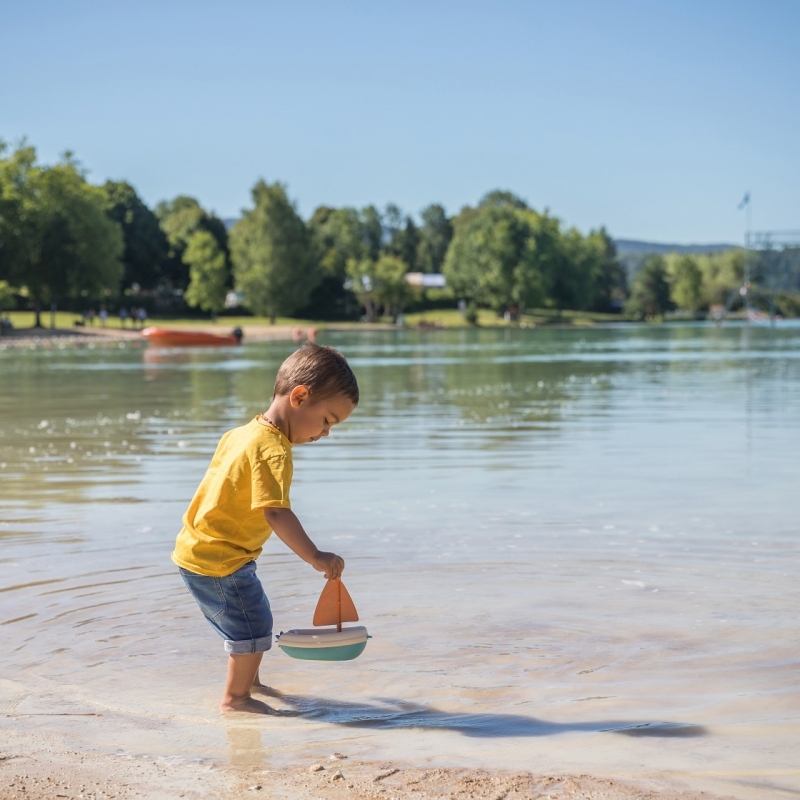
[256,686,705,739]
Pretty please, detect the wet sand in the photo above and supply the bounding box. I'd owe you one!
[1,727,726,800]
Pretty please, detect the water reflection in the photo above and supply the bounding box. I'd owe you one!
[226,726,267,768]
[0,321,797,543]
[2,323,800,511]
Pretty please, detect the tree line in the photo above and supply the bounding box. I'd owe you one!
[2,141,775,327]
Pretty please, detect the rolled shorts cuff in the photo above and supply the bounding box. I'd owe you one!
[224,636,273,654]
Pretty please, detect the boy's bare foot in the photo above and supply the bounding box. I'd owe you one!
[220,696,296,715]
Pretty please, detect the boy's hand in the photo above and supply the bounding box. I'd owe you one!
[264,508,345,579]
[311,551,344,580]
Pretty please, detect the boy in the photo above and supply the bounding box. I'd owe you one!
[172,343,358,714]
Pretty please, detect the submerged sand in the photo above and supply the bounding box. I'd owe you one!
[1,727,725,800]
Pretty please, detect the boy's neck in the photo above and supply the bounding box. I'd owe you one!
[262,398,291,440]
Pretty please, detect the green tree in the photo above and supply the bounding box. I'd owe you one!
[310,206,366,280]
[302,206,365,320]
[374,254,411,319]
[155,196,229,289]
[0,280,15,311]
[479,189,529,210]
[441,194,630,316]
[0,143,40,287]
[696,249,744,307]
[346,254,410,322]
[359,205,384,261]
[383,204,404,243]
[416,203,453,273]
[443,204,544,314]
[183,230,228,319]
[625,255,673,319]
[585,228,627,311]
[547,226,628,313]
[669,255,705,313]
[557,228,598,311]
[0,143,32,286]
[103,181,169,291]
[387,216,419,272]
[0,144,123,326]
[527,212,576,311]
[230,181,315,324]
[382,204,419,271]
[345,258,379,321]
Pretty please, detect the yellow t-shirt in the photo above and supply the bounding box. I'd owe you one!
[171,418,293,577]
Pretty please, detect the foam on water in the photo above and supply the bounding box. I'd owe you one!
[1,324,798,798]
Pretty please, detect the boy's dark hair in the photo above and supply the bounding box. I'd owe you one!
[273,343,359,405]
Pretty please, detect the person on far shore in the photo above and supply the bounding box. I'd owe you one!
[119,307,129,328]
[99,307,108,327]
[172,343,359,714]
[86,308,96,326]
[137,307,147,329]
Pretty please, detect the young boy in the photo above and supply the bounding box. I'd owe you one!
[172,343,359,714]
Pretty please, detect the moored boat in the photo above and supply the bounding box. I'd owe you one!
[141,326,243,346]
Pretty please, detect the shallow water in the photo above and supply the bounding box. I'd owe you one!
[1,324,798,798]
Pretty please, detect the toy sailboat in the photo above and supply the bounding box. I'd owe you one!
[276,578,369,661]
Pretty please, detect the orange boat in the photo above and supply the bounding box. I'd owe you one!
[141,326,243,346]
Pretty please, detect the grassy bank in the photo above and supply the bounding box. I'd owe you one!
[2,311,329,331]
[3,307,628,334]
[403,307,626,327]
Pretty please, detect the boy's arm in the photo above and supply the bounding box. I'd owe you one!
[264,507,344,579]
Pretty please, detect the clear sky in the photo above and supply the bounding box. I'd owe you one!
[2,0,798,243]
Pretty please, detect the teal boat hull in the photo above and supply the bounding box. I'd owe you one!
[278,640,368,661]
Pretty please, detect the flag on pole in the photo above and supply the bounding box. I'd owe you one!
[737,192,750,210]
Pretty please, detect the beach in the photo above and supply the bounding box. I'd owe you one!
[1,727,724,799]
[1,325,798,799]
[0,322,323,348]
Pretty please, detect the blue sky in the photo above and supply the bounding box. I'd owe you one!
[2,0,798,243]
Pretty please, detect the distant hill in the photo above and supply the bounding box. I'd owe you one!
[613,239,739,255]
[613,239,740,280]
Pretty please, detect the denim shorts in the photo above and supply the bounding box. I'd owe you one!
[179,560,273,654]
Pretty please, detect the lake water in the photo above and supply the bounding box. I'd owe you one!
[1,324,798,798]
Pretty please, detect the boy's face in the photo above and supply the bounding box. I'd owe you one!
[288,387,356,444]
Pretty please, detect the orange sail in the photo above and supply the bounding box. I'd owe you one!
[313,579,359,632]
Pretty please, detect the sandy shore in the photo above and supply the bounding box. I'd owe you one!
[0,322,405,348]
[0,728,725,800]
[0,326,142,345]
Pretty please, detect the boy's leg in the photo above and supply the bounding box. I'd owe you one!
[179,563,284,713]
[221,655,293,714]
[221,652,271,713]
[252,669,266,689]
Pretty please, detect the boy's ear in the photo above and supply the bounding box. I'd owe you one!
[289,385,310,407]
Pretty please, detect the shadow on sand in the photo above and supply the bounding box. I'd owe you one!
[255,687,706,739]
